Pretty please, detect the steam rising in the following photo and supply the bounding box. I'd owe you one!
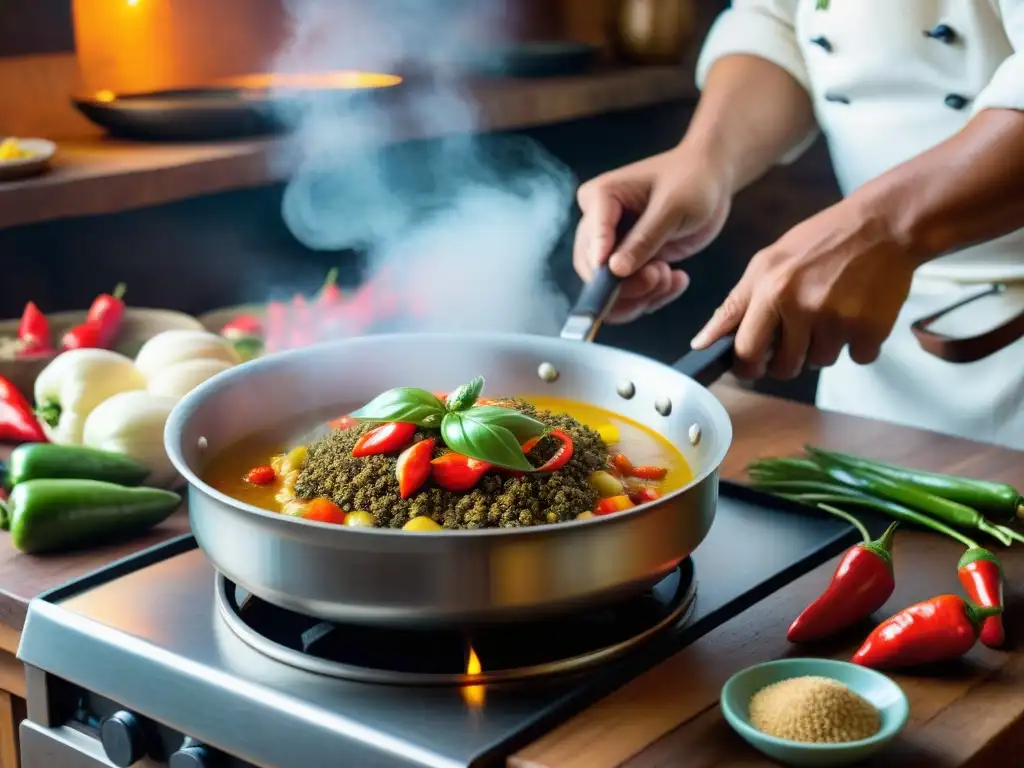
[272,0,574,335]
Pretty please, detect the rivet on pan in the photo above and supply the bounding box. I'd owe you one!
[537,362,559,382]
[197,436,208,452]
[654,397,672,417]
[688,424,702,446]
[616,379,636,399]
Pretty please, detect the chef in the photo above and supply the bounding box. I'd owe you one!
[574,0,1024,450]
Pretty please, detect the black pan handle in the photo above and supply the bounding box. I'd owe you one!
[672,334,736,388]
[560,214,638,343]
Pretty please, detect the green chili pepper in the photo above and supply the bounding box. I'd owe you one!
[5,444,151,490]
[806,446,1023,523]
[6,479,181,554]
[810,453,1022,545]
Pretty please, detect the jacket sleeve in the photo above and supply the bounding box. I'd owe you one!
[694,0,818,163]
[972,0,1024,115]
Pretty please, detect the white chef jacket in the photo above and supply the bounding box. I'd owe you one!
[695,0,1024,449]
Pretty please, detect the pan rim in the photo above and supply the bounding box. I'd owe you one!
[165,332,733,539]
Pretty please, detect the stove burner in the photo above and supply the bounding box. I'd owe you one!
[215,560,696,686]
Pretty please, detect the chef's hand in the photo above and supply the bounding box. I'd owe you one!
[573,147,732,323]
[691,198,917,380]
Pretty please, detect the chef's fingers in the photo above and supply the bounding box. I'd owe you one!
[646,269,690,315]
[805,320,846,369]
[574,190,625,278]
[767,318,811,380]
[848,333,884,365]
[731,293,778,380]
[691,280,751,351]
[608,193,681,278]
[617,261,667,300]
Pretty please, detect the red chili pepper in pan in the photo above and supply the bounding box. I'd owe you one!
[352,422,416,457]
[628,486,662,504]
[328,415,357,431]
[787,522,899,644]
[631,465,667,481]
[527,430,574,472]
[431,452,492,492]
[0,375,48,444]
[245,465,276,485]
[16,302,52,355]
[302,498,347,525]
[957,547,1005,648]
[85,283,127,348]
[396,438,435,499]
[852,594,1001,670]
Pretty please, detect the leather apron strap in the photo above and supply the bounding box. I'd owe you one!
[911,283,1024,363]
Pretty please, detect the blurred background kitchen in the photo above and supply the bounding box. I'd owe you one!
[0,0,841,404]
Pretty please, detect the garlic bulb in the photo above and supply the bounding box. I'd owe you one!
[147,358,235,403]
[135,330,241,382]
[34,349,147,445]
[82,390,179,487]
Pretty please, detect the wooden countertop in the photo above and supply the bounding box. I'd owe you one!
[512,388,1024,768]
[0,66,694,230]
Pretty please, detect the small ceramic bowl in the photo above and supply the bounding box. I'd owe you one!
[721,658,909,767]
[0,138,56,182]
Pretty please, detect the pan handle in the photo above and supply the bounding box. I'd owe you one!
[671,335,736,388]
[559,214,637,343]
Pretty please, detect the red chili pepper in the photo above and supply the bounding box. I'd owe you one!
[264,301,288,353]
[596,494,635,516]
[612,453,633,475]
[0,375,48,444]
[245,465,276,485]
[328,415,357,431]
[221,314,264,340]
[60,320,103,350]
[352,422,416,457]
[532,430,574,472]
[16,301,52,355]
[85,282,127,348]
[958,547,1005,648]
[396,438,435,499]
[628,486,662,504]
[787,522,898,644]
[431,452,492,491]
[631,465,667,480]
[852,594,1002,670]
[302,498,347,524]
[316,268,342,307]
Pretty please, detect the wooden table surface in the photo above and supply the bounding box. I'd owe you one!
[0,66,694,230]
[511,387,1024,768]
[0,386,1020,767]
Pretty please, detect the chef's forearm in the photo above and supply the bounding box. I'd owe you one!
[680,55,816,194]
[856,108,1024,265]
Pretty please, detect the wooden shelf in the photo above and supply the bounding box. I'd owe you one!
[0,67,695,230]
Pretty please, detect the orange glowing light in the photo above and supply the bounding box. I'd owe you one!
[462,645,486,709]
[220,71,403,92]
[94,90,117,103]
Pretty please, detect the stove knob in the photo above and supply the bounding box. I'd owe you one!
[99,711,147,767]
[170,742,216,768]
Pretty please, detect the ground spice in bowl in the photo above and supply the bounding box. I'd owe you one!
[748,675,881,744]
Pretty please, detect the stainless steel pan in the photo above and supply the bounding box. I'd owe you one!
[165,263,736,628]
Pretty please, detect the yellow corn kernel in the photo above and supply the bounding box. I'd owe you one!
[345,510,376,527]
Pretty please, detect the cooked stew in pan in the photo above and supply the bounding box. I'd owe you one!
[203,377,693,531]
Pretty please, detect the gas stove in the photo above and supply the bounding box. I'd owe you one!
[16,483,856,768]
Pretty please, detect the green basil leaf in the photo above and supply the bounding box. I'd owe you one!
[350,387,446,428]
[441,412,535,472]
[466,406,548,442]
[446,376,485,412]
